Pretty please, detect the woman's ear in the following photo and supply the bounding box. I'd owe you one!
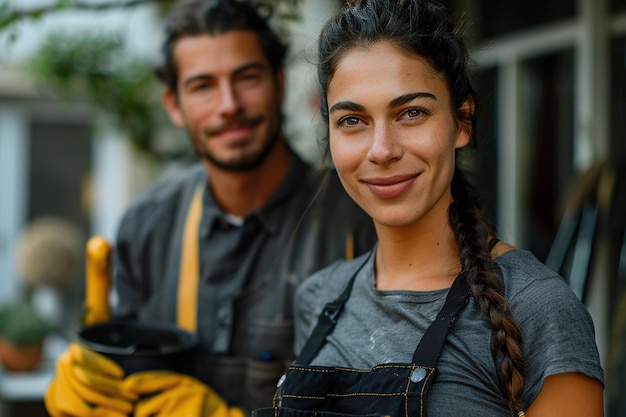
[162,88,186,128]
[455,95,475,149]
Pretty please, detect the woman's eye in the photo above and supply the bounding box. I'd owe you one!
[405,108,424,118]
[339,116,361,127]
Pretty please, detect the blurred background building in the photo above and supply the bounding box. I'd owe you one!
[0,0,624,415]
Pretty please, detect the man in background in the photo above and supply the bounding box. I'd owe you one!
[44,0,375,416]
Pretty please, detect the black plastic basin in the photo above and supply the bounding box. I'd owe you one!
[77,320,198,375]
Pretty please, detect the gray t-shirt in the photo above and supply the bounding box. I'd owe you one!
[294,249,604,415]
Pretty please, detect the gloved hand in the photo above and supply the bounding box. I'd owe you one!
[123,370,245,417]
[44,342,138,417]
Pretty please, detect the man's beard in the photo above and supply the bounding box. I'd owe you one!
[191,114,281,172]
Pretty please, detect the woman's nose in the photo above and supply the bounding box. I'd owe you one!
[367,124,402,165]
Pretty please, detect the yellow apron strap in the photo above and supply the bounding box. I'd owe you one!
[178,185,355,330]
[345,232,354,261]
[177,185,204,332]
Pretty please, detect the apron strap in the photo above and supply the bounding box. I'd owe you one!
[177,184,204,332]
[411,272,469,366]
[488,237,500,252]
[412,237,499,366]
[296,251,373,365]
[345,232,354,261]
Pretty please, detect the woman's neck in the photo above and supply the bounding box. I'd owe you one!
[373,218,461,291]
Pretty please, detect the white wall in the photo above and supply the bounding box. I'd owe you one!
[1,0,163,66]
[283,0,340,164]
[0,108,28,304]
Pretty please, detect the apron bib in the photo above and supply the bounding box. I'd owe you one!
[254,252,471,417]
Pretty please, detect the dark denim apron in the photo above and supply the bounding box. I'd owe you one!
[254,252,471,417]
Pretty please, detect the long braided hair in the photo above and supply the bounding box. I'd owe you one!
[317,0,525,413]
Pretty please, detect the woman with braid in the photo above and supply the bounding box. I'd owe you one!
[254,1,604,416]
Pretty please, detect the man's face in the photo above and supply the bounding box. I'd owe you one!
[163,31,284,171]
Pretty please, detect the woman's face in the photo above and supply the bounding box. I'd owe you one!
[327,41,472,229]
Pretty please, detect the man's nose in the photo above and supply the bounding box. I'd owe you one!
[218,83,243,117]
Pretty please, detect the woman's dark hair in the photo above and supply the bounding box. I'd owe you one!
[155,0,288,92]
[318,0,525,414]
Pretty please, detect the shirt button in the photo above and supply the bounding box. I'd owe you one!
[217,305,231,326]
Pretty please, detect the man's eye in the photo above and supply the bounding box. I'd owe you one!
[189,83,210,92]
[239,72,262,84]
[244,73,261,80]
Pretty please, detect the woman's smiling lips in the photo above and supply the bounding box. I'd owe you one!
[361,174,419,199]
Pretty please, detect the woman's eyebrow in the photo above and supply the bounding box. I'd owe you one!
[329,92,436,114]
[388,92,436,109]
[329,101,366,114]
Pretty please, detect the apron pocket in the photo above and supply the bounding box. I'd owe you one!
[243,320,294,360]
[245,357,290,410]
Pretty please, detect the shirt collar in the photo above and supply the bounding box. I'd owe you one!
[199,152,310,238]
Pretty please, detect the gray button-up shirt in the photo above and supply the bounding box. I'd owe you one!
[113,152,376,360]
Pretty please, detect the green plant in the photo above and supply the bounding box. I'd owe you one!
[29,31,164,158]
[0,301,52,345]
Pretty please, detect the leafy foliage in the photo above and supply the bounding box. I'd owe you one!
[1,0,159,32]
[29,31,162,156]
[0,301,52,345]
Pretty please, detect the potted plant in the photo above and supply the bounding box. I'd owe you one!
[0,301,52,372]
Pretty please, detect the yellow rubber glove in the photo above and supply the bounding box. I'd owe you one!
[44,342,138,417]
[124,370,245,417]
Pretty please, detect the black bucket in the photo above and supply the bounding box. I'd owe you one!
[77,320,198,375]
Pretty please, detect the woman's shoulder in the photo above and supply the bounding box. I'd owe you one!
[494,247,558,282]
[297,251,373,304]
[493,248,604,394]
[494,247,588,315]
